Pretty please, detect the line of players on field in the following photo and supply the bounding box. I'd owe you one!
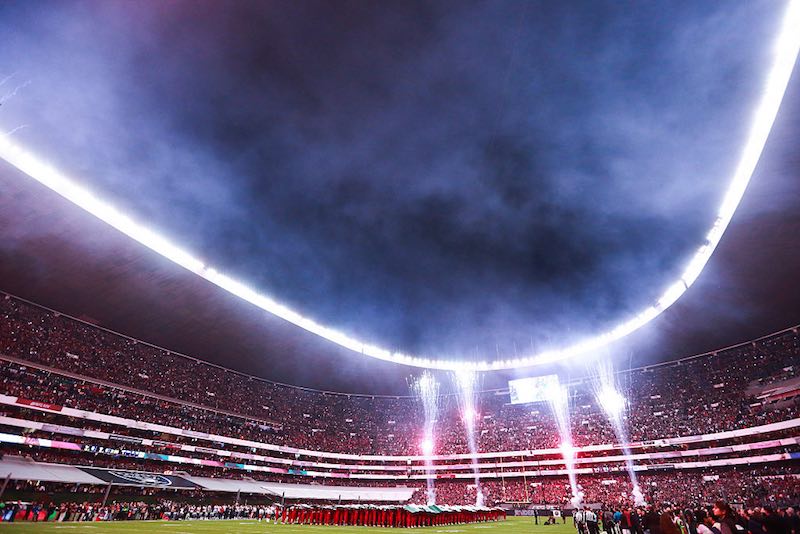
[279,504,507,527]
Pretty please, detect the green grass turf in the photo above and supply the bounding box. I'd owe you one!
[0,516,576,534]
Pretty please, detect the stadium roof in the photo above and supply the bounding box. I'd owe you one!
[0,2,799,393]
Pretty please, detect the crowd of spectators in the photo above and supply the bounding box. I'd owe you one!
[0,293,798,514]
[2,496,798,531]
[5,445,799,510]
[1,294,798,458]
[0,499,277,522]
[404,468,800,509]
[570,503,799,534]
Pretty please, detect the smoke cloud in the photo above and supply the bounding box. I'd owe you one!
[0,0,785,363]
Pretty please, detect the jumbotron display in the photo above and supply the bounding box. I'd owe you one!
[508,375,560,405]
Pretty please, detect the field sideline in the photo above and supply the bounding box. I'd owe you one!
[0,516,572,534]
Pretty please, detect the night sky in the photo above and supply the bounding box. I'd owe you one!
[0,1,797,384]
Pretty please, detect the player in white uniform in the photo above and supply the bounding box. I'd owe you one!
[575,509,588,534]
[585,509,600,534]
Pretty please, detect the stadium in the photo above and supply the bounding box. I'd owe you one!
[0,1,799,533]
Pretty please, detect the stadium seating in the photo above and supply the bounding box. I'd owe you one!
[0,292,798,510]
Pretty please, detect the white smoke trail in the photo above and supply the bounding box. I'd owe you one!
[546,381,582,507]
[412,371,440,505]
[0,73,16,88]
[3,125,28,137]
[0,80,31,105]
[592,360,645,506]
[453,369,483,505]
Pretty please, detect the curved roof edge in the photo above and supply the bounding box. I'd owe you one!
[1,1,798,372]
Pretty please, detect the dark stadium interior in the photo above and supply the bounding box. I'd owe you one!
[0,0,799,528]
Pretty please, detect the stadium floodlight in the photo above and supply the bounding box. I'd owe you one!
[0,0,798,372]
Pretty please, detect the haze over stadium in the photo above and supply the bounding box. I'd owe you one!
[0,0,798,529]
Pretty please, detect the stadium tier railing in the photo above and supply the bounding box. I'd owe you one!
[0,396,798,479]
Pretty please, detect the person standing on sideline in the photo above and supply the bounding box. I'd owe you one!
[575,509,589,534]
[604,507,617,534]
[586,508,600,534]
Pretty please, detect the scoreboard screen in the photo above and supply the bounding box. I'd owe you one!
[508,374,560,404]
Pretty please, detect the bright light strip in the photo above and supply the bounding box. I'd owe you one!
[0,2,798,371]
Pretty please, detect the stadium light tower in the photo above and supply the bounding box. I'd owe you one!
[0,1,797,372]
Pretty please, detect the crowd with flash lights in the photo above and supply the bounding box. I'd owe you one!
[0,0,799,532]
[0,293,798,528]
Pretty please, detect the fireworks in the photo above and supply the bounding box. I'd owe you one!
[546,379,582,508]
[593,361,646,506]
[453,369,483,505]
[412,371,440,505]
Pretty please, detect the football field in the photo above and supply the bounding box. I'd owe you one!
[0,516,574,534]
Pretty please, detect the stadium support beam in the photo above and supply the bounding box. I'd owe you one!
[101,482,113,508]
[0,473,10,501]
